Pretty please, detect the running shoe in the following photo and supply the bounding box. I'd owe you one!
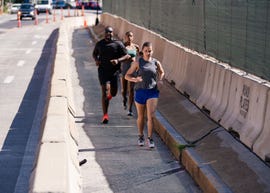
[137,135,145,146]
[102,114,109,124]
[127,111,133,116]
[147,137,155,148]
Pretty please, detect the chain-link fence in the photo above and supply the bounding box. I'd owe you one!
[103,0,270,81]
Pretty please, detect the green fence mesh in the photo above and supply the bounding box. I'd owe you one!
[103,0,270,81]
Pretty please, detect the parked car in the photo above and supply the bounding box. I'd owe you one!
[76,0,101,10]
[66,1,76,8]
[35,0,53,14]
[54,0,66,9]
[52,0,56,8]
[22,0,33,3]
[89,1,101,10]
[10,3,21,14]
[17,3,36,20]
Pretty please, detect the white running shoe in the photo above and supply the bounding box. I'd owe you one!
[147,137,155,148]
[137,135,145,146]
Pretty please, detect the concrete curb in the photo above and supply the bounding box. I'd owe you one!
[154,112,232,193]
[88,24,233,193]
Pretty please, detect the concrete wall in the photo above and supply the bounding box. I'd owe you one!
[100,13,270,162]
[28,17,89,193]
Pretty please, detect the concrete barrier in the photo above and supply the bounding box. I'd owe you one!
[30,96,81,193]
[153,35,167,63]
[100,12,270,163]
[113,15,123,38]
[162,41,185,89]
[178,52,208,102]
[140,29,153,47]
[195,60,216,109]
[205,63,230,120]
[29,18,82,193]
[253,86,270,161]
[29,143,69,193]
[101,12,115,30]
[220,71,269,148]
[50,80,67,97]
[196,61,231,117]
[209,67,232,122]
[118,17,127,40]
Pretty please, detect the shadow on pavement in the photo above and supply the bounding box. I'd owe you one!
[0,29,58,193]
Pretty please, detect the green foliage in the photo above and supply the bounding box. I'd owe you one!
[177,144,195,152]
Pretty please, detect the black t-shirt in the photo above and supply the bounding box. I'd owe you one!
[93,39,128,72]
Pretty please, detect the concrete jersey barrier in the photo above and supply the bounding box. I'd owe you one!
[28,17,88,193]
[100,12,270,162]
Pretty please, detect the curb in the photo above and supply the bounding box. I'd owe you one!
[154,111,233,193]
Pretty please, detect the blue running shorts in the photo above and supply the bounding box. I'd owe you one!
[135,89,159,105]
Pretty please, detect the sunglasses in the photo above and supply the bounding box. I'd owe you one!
[105,30,113,33]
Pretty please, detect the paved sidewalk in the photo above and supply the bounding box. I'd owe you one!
[71,24,270,193]
[70,27,201,193]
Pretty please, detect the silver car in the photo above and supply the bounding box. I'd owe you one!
[10,3,21,14]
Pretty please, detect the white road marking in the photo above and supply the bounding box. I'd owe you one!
[25,49,32,54]
[34,34,46,39]
[32,41,37,45]
[17,60,25,67]
[3,76,14,83]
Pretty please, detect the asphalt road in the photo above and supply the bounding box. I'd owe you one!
[0,13,59,193]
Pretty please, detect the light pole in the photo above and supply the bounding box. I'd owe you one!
[95,0,99,25]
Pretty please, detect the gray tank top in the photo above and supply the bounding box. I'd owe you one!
[134,57,158,90]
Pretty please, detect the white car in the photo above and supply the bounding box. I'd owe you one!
[10,4,21,14]
[35,0,53,14]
